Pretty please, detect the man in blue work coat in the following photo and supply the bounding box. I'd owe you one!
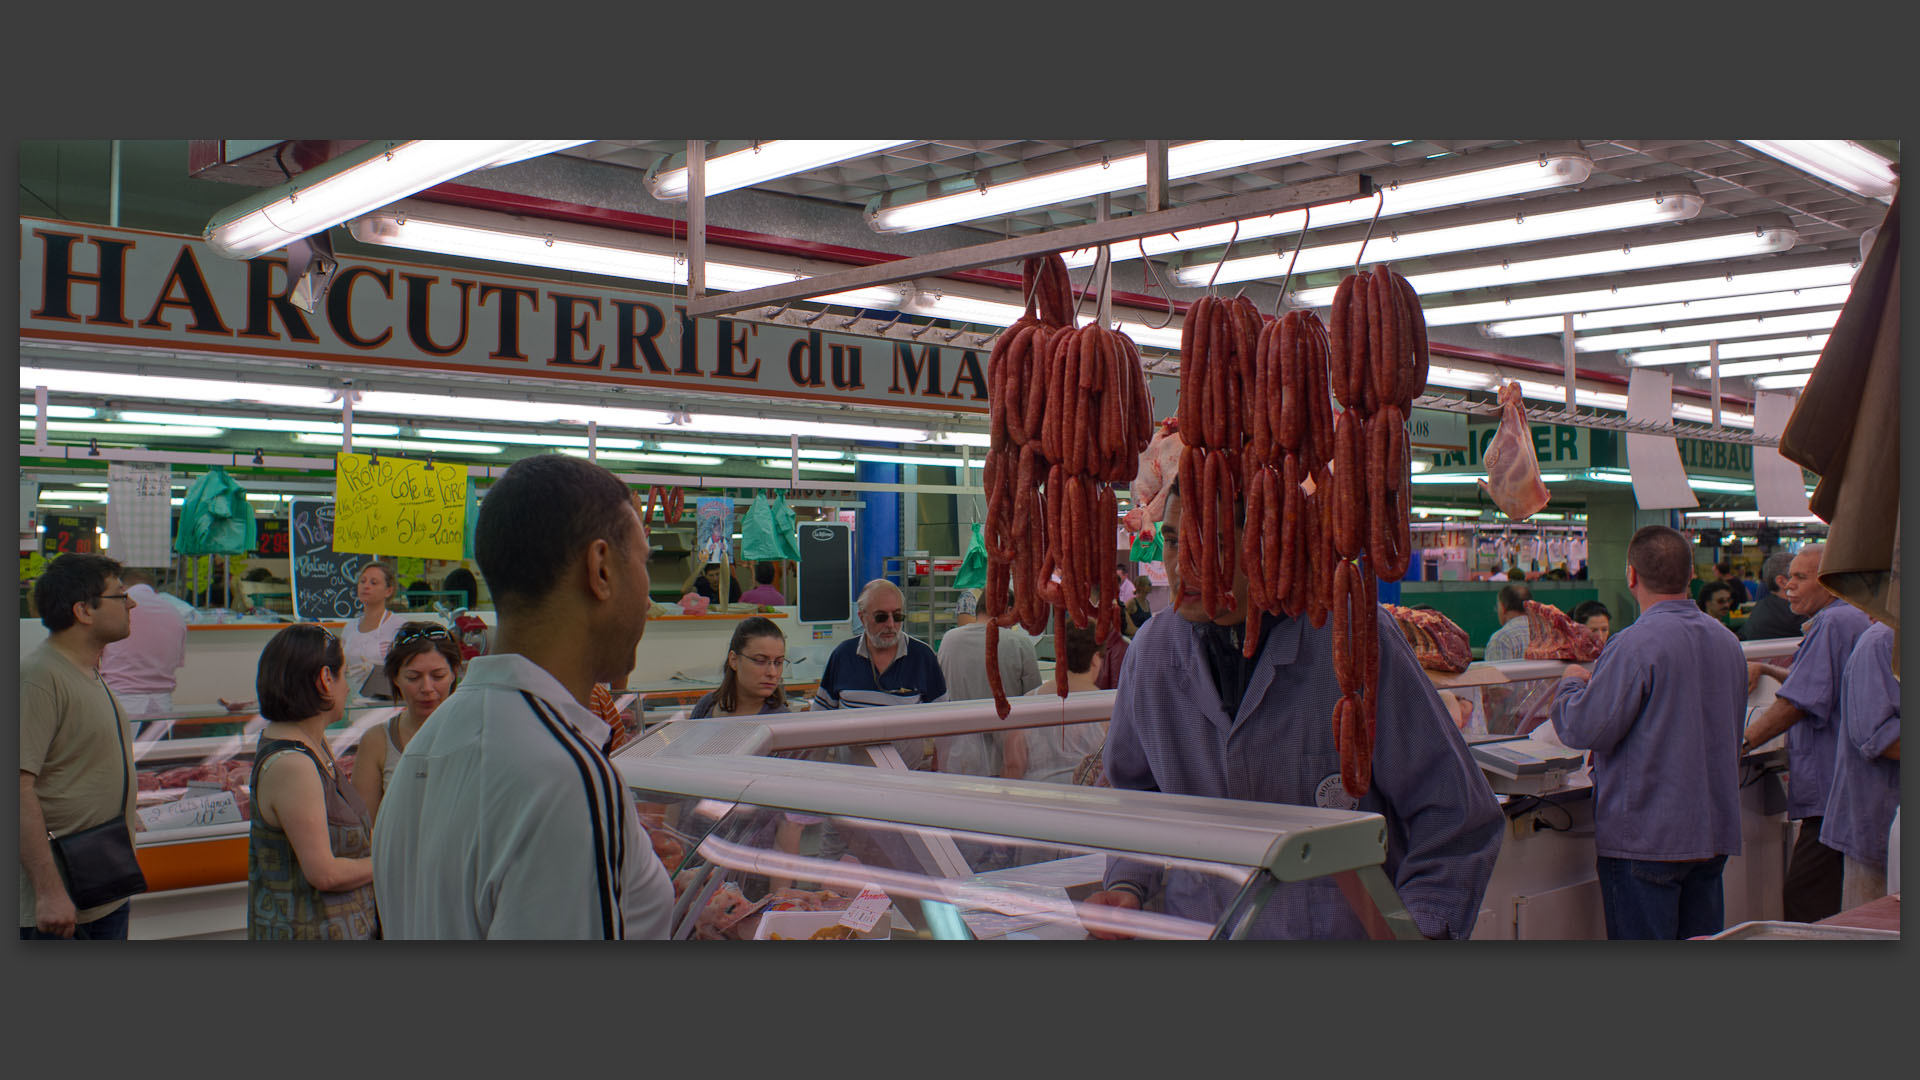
[1548,525,1748,939]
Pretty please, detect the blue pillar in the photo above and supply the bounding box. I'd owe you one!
[855,461,900,594]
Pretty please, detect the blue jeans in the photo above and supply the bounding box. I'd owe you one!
[18,901,132,940]
[1595,855,1727,940]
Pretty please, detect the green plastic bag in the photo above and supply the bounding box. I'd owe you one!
[770,493,802,561]
[1129,531,1164,563]
[740,493,786,562]
[953,522,988,590]
[174,467,257,555]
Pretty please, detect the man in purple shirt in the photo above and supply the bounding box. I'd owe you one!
[1084,487,1504,940]
[1549,525,1748,939]
[1742,544,1872,922]
[738,562,788,607]
[1819,620,1899,909]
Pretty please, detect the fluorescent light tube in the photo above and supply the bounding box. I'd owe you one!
[1175,189,1704,288]
[37,491,110,502]
[759,459,857,474]
[655,441,844,460]
[1063,151,1596,268]
[206,141,589,259]
[350,202,906,309]
[414,427,646,450]
[1425,365,1500,391]
[1752,372,1813,390]
[558,449,725,466]
[116,411,400,436]
[1688,477,1755,493]
[1669,404,1754,428]
[16,403,96,419]
[1482,285,1855,338]
[1409,473,1488,485]
[650,141,917,200]
[851,452,966,467]
[21,420,225,438]
[20,367,340,408]
[1289,226,1798,307]
[291,434,503,454]
[1738,141,1899,202]
[1420,262,1859,328]
[1574,309,1841,353]
[871,141,1363,233]
[1623,334,1831,367]
[927,431,993,449]
[1689,355,1821,379]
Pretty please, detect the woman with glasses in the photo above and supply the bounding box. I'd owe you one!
[342,561,403,701]
[248,624,378,940]
[690,617,792,718]
[349,622,463,827]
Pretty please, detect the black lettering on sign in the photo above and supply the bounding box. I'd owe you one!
[830,344,863,390]
[326,266,394,348]
[401,274,475,356]
[673,308,702,375]
[239,257,320,343]
[891,344,941,396]
[1556,426,1578,463]
[712,318,760,381]
[30,230,135,326]
[479,284,539,361]
[139,246,233,335]
[611,300,671,373]
[789,331,826,388]
[948,349,988,402]
[549,294,605,368]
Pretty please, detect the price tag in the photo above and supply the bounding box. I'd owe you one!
[137,790,243,832]
[837,884,891,934]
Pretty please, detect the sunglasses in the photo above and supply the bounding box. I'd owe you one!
[865,610,907,624]
[395,625,455,646]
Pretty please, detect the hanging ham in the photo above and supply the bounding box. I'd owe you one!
[1478,381,1551,521]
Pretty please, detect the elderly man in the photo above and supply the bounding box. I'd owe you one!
[99,568,188,721]
[813,579,948,768]
[1740,550,1808,641]
[935,589,1040,776]
[1085,485,1503,939]
[1549,526,1747,939]
[373,454,674,939]
[1742,544,1872,922]
[20,553,144,939]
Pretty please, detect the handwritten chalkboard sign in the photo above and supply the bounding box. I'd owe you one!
[332,452,469,560]
[797,521,852,626]
[290,498,362,621]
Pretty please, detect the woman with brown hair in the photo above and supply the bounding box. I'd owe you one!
[689,616,792,718]
[248,623,378,940]
[341,560,402,700]
[350,622,464,826]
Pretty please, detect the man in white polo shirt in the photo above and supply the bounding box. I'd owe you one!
[372,454,673,939]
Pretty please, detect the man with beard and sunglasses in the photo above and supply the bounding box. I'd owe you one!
[811,579,947,769]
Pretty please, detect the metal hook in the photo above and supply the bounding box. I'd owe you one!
[799,308,828,326]
[1204,219,1242,296]
[1274,204,1313,318]
[1352,189,1387,276]
[1137,239,1179,330]
[1071,259,1103,323]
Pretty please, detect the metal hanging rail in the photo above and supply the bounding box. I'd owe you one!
[1405,391,1782,448]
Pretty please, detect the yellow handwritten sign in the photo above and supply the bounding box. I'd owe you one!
[331,453,470,560]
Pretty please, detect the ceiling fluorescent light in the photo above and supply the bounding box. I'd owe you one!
[350,201,906,309]
[558,449,725,466]
[927,432,993,449]
[1063,149,1595,269]
[1669,404,1754,428]
[117,411,400,437]
[655,441,844,461]
[1176,188,1704,288]
[1420,261,1859,328]
[1622,334,1831,367]
[1574,309,1841,353]
[1425,365,1500,391]
[1482,284,1855,338]
[870,140,1363,233]
[759,459,857,474]
[16,403,96,419]
[1752,372,1813,391]
[38,491,111,503]
[1689,355,1821,379]
[1289,223,1798,307]
[650,141,917,200]
[414,427,647,450]
[20,367,340,409]
[851,452,966,467]
[291,434,503,454]
[1409,473,1488,485]
[206,141,588,259]
[1688,477,1756,493]
[21,420,225,438]
[1738,141,1899,202]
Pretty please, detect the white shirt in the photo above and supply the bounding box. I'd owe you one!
[934,621,1041,777]
[371,653,674,939]
[342,610,402,699]
[99,584,188,696]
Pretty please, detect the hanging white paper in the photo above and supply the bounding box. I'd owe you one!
[1751,391,1814,520]
[1625,369,1699,510]
[107,462,174,566]
[19,474,38,536]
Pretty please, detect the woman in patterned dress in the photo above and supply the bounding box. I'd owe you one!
[247,624,378,940]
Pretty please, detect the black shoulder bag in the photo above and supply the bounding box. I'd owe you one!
[47,684,149,910]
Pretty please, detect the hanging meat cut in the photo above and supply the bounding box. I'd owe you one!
[1478,381,1551,522]
[1381,604,1473,673]
[1121,419,1185,538]
[1521,599,1603,662]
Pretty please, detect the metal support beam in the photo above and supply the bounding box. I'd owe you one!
[1562,313,1577,411]
[686,140,706,299]
[1709,340,1722,429]
[340,380,353,456]
[685,173,1371,318]
[1145,141,1169,213]
[588,419,598,461]
[1096,194,1114,328]
[34,385,48,446]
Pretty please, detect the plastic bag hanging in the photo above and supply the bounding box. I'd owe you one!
[769,493,802,561]
[173,467,257,555]
[953,522,988,591]
[739,492,786,562]
[1129,530,1164,564]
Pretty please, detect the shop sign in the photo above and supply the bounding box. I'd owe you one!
[19,217,990,417]
[41,514,98,556]
[1406,407,1467,452]
[1426,422,1588,472]
[331,452,470,561]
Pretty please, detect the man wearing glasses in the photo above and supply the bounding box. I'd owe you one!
[811,579,948,768]
[19,554,142,939]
